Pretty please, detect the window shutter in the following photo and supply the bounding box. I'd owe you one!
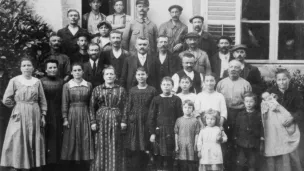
[206,0,238,43]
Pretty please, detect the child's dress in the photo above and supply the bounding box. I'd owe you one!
[197,126,227,171]
[148,95,183,156]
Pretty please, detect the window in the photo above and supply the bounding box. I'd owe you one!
[208,24,236,44]
[240,0,304,62]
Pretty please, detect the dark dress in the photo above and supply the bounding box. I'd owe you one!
[124,86,157,151]
[61,80,94,161]
[40,76,64,164]
[148,95,183,156]
[89,84,127,171]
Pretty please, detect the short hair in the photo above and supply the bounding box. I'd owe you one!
[229,59,242,68]
[181,52,195,59]
[67,9,80,17]
[275,67,291,79]
[97,21,112,30]
[113,0,124,5]
[89,0,102,3]
[204,73,218,82]
[136,67,148,75]
[136,36,149,42]
[19,57,33,67]
[202,109,221,126]
[77,32,90,41]
[243,92,257,103]
[157,35,169,42]
[109,30,123,37]
[161,76,174,86]
[183,100,195,110]
[179,75,192,83]
[217,35,233,44]
[71,62,84,71]
[44,59,59,70]
[102,65,116,76]
[88,43,100,50]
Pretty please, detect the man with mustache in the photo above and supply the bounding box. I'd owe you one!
[216,59,252,171]
[40,34,71,82]
[101,30,130,85]
[172,52,204,94]
[82,0,106,35]
[120,37,157,91]
[122,0,158,55]
[189,15,217,59]
[71,33,90,64]
[223,44,265,97]
[83,43,110,88]
[210,36,233,80]
[158,5,188,54]
[154,35,181,92]
[179,32,212,76]
[58,9,89,58]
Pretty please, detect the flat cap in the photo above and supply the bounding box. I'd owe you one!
[230,44,247,52]
[189,15,204,23]
[183,32,200,39]
[97,21,112,30]
[168,5,183,12]
[136,0,149,6]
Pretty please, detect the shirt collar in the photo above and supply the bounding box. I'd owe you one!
[136,17,151,24]
[69,79,88,88]
[183,69,194,75]
[90,58,99,65]
[168,19,182,28]
[101,83,120,89]
[113,13,126,17]
[138,53,147,59]
[219,52,230,60]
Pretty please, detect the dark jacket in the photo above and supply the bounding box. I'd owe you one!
[234,109,263,149]
[223,63,266,96]
[198,31,217,60]
[83,56,110,88]
[57,25,89,58]
[120,52,157,91]
[210,52,233,80]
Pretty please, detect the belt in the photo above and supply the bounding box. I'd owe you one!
[16,101,38,105]
[70,102,87,106]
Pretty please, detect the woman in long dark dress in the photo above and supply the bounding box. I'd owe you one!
[61,63,94,170]
[1,57,47,170]
[40,59,64,171]
[90,66,127,171]
[124,67,157,170]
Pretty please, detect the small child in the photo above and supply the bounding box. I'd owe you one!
[197,109,227,171]
[91,21,112,52]
[233,92,263,171]
[176,76,197,104]
[148,76,183,171]
[174,100,200,171]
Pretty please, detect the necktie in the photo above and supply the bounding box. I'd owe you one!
[92,61,97,76]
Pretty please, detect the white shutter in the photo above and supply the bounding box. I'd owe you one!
[205,0,239,43]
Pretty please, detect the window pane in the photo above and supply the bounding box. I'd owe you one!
[280,0,304,20]
[278,24,304,60]
[208,24,236,44]
[242,0,270,20]
[241,23,269,59]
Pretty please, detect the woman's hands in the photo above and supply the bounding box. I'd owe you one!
[41,115,46,127]
[91,123,97,131]
[63,118,69,129]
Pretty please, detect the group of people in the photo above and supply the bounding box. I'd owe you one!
[0,0,304,171]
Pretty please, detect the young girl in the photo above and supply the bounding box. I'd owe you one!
[148,76,183,171]
[174,100,200,171]
[61,63,93,170]
[124,67,157,170]
[197,109,227,171]
[176,76,197,103]
[91,21,112,52]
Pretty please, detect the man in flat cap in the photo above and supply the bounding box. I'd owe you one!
[179,32,211,76]
[158,5,188,54]
[122,0,158,55]
[210,35,233,80]
[223,44,265,98]
[189,15,217,60]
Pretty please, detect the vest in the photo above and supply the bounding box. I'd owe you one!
[177,70,202,94]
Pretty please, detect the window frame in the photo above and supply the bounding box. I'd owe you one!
[238,0,304,64]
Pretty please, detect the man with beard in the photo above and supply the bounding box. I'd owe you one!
[172,52,204,94]
[210,36,233,80]
[189,15,217,59]
[223,44,265,97]
[71,33,90,64]
[58,9,89,58]
[106,0,132,33]
[154,35,181,92]
[158,5,188,54]
[120,37,157,91]
[101,30,130,85]
[40,34,70,82]
[82,0,106,35]
[179,32,212,76]
[83,43,110,88]
[122,0,158,55]
[216,60,252,171]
